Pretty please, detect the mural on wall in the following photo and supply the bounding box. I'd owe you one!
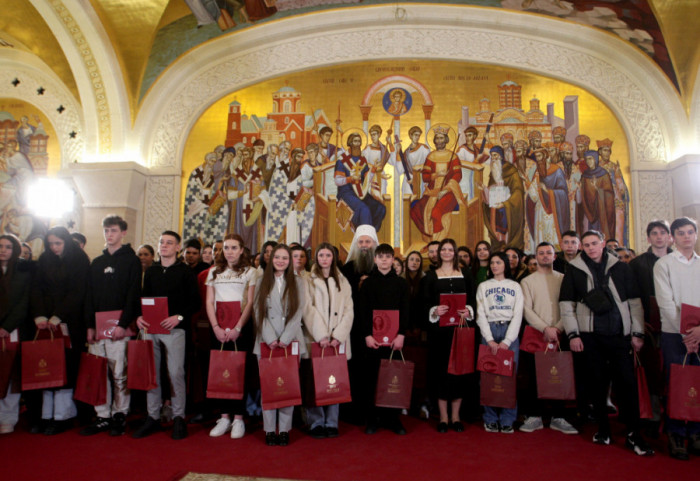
[181,60,631,254]
[143,0,676,100]
[0,100,63,253]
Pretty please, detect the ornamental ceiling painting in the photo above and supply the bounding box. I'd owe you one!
[143,0,681,99]
[1,1,697,121]
[180,60,632,255]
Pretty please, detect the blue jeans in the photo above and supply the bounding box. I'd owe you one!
[306,404,340,429]
[482,322,519,427]
[660,333,700,436]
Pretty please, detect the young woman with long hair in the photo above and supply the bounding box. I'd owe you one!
[0,234,32,433]
[505,247,527,282]
[205,234,256,439]
[423,238,476,433]
[304,242,353,438]
[476,252,523,434]
[471,240,491,287]
[253,244,307,446]
[403,251,425,331]
[31,226,90,435]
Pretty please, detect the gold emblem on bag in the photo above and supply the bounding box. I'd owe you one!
[277,377,284,387]
[689,387,698,398]
[39,359,47,368]
[550,366,558,376]
[328,375,336,386]
[223,369,230,379]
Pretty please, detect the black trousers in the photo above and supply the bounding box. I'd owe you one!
[580,332,639,433]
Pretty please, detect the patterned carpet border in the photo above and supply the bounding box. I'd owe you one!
[175,473,320,481]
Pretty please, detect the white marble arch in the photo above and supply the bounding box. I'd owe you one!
[135,4,688,246]
[0,48,84,167]
[28,0,130,157]
[690,64,700,152]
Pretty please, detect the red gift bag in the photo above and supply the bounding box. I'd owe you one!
[668,354,700,422]
[207,344,246,400]
[375,350,414,409]
[448,323,475,375]
[258,348,302,410]
[477,344,515,376]
[127,336,157,391]
[74,352,108,406]
[0,338,17,399]
[480,372,517,409]
[634,353,653,419]
[520,325,559,353]
[312,347,351,406]
[534,349,576,401]
[21,333,66,390]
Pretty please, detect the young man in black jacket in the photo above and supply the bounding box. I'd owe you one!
[628,220,672,434]
[359,243,410,435]
[559,230,653,456]
[133,231,201,440]
[82,215,141,436]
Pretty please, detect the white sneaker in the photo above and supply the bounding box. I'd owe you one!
[0,424,14,434]
[519,416,544,433]
[209,417,232,437]
[550,418,578,435]
[230,418,245,439]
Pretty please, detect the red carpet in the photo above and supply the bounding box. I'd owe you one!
[0,416,695,481]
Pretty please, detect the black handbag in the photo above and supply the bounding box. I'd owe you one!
[581,271,614,315]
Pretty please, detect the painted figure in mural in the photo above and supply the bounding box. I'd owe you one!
[386,89,409,117]
[183,151,230,244]
[514,139,537,252]
[545,142,559,167]
[388,125,430,195]
[282,148,315,247]
[230,146,265,249]
[362,124,390,199]
[305,142,325,167]
[527,130,543,159]
[256,143,278,188]
[481,146,525,251]
[0,138,40,245]
[306,141,337,198]
[575,135,590,168]
[559,141,581,228]
[580,150,616,240]
[526,147,570,249]
[319,126,339,163]
[16,115,41,157]
[456,126,486,200]
[334,133,386,232]
[552,126,567,145]
[265,140,294,242]
[410,126,466,242]
[597,139,630,246]
[500,132,515,164]
[252,139,265,161]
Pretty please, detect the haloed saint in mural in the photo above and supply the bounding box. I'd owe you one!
[0,106,54,253]
[181,62,631,254]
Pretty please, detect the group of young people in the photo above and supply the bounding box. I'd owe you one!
[0,215,698,461]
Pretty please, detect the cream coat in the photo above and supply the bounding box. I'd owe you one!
[305,271,354,360]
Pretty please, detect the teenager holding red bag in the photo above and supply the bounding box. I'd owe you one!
[305,242,353,439]
[253,244,307,446]
[476,251,523,434]
[205,234,256,440]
